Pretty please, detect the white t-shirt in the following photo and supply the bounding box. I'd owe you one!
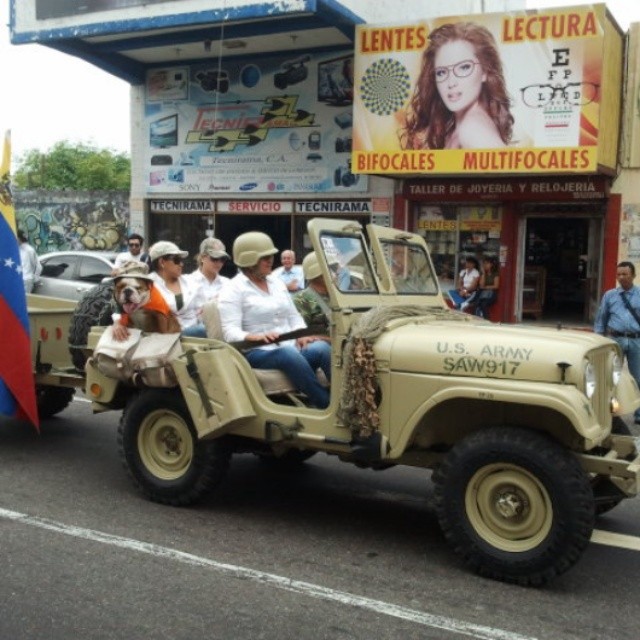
[19,242,41,288]
[459,268,480,290]
[218,272,306,349]
[150,272,203,330]
[114,251,147,269]
[186,269,229,305]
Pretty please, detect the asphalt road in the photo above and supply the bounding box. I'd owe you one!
[1,396,640,640]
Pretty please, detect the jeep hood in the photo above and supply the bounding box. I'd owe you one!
[374,319,613,383]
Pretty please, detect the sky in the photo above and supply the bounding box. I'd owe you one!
[1,0,639,161]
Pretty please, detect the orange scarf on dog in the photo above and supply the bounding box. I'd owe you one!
[119,286,174,327]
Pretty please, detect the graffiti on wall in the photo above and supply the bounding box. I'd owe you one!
[15,191,130,255]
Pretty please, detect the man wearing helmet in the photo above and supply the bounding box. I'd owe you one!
[218,232,330,409]
[293,252,332,381]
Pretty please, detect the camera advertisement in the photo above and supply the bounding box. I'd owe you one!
[145,50,366,194]
[352,4,609,175]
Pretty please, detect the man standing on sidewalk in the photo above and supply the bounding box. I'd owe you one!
[594,261,640,424]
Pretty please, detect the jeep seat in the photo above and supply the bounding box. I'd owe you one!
[201,301,300,395]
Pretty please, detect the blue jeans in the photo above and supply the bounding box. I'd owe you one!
[181,323,207,338]
[302,340,332,381]
[246,345,330,409]
[613,336,640,421]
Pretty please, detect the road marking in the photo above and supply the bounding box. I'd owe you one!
[0,507,536,640]
[591,529,640,551]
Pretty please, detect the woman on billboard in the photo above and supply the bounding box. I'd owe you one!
[401,22,514,150]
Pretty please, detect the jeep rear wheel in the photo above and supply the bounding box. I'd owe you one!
[36,385,75,419]
[118,389,231,505]
[433,427,595,586]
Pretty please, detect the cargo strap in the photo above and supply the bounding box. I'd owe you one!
[184,349,214,418]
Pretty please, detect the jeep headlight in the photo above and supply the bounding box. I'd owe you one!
[612,354,623,387]
[584,361,596,399]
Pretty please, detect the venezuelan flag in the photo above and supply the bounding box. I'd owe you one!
[0,130,39,428]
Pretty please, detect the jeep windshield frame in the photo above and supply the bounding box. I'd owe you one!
[318,231,378,295]
[377,239,439,296]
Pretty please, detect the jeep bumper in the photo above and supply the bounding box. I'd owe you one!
[577,435,640,497]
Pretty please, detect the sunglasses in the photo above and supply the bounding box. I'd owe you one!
[164,255,184,265]
[208,256,226,263]
[128,242,141,248]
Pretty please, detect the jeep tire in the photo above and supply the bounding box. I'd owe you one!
[433,427,595,586]
[118,388,231,506]
[69,281,115,371]
[36,385,75,420]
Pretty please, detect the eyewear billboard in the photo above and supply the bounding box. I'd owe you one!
[352,4,621,176]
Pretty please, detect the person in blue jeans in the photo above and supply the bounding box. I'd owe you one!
[218,231,330,409]
[594,261,640,424]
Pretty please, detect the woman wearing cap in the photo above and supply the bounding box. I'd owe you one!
[187,237,231,303]
[148,240,207,338]
[218,232,330,409]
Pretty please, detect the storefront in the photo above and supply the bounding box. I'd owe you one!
[401,175,616,324]
[147,197,391,273]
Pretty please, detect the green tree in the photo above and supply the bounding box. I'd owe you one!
[13,141,130,190]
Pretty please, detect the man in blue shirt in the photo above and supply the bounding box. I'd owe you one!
[273,249,304,293]
[594,261,640,423]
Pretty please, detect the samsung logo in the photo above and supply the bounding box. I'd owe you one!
[240,182,258,191]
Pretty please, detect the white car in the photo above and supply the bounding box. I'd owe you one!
[34,251,117,300]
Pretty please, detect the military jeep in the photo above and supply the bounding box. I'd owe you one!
[83,217,640,585]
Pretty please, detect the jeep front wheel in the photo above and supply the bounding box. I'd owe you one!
[433,427,595,586]
[118,388,231,505]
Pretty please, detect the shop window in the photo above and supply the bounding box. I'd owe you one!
[413,204,502,292]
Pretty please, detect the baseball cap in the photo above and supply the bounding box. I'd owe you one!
[112,260,154,281]
[149,241,189,262]
[199,237,229,259]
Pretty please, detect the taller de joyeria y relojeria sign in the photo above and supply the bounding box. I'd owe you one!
[352,4,622,176]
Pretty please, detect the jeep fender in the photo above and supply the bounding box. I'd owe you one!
[388,380,607,458]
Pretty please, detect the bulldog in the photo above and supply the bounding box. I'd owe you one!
[113,261,181,334]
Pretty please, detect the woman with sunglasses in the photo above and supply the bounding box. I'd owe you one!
[187,237,231,303]
[148,241,207,338]
[401,22,513,150]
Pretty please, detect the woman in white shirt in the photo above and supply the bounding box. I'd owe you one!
[187,237,230,304]
[218,231,330,409]
[148,240,207,337]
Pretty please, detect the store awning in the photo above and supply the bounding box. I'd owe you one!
[10,0,363,84]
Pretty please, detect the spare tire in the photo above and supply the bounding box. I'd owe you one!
[69,281,115,371]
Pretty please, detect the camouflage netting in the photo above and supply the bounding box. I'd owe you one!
[339,305,431,438]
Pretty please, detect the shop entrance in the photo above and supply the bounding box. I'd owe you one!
[519,212,603,324]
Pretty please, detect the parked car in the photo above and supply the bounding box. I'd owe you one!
[34,251,117,300]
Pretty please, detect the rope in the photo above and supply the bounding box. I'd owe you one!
[338,305,432,437]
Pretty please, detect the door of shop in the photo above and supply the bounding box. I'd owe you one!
[517,213,603,325]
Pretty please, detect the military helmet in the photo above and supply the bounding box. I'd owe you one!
[233,231,278,268]
[302,251,322,281]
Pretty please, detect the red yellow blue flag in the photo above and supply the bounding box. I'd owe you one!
[0,130,39,428]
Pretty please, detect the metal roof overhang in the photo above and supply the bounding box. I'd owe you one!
[10,0,363,84]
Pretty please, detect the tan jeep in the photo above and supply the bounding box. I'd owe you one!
[82,217,640,586]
